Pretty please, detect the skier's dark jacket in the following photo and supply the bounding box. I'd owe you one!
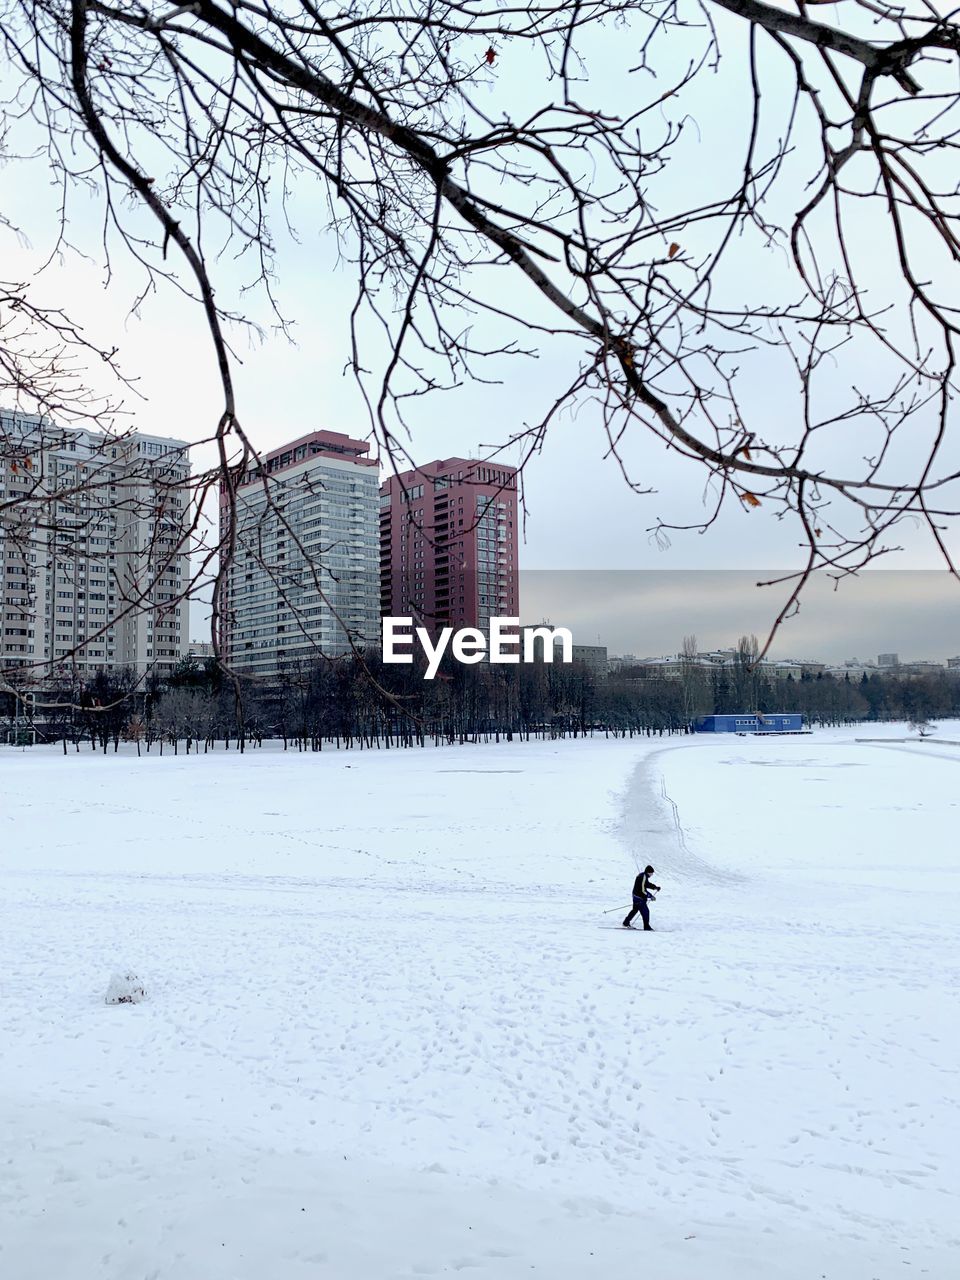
[633,871,660,901]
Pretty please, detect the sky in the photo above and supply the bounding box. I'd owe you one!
[520,570,960,662]
[2,4,959,656]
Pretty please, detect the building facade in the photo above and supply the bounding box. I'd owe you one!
[380,457,519,633]
[825,659,878,679]
[521,630,607,677]
[693,713,804,734]
[219,430,380,676]
[608,654,640,672]
[0,409,190,680]
[629,650,825,680]
[571,644,609,678]
[894,660,945,677]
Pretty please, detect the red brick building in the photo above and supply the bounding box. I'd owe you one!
[380,458,519,633]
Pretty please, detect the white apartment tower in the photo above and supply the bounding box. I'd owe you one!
[0,408,191,681]
[218,429,380,676]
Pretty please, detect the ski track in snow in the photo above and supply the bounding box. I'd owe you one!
[1,727,959,1278]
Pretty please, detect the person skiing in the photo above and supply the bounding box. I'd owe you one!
[623,865,660,930]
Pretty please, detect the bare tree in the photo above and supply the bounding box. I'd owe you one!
[4,0,960,701]
[732,633,763,710]
[679,633,711,725]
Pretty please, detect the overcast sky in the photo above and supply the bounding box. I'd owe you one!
[520,571,960,662]
[3,7,960,654]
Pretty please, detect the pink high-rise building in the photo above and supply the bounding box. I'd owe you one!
[380,458,519,632]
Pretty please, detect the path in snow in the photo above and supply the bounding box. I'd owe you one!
[616,738,741,885]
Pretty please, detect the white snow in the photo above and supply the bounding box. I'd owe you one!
[103,972,147,1006]
[1,725,958,1277]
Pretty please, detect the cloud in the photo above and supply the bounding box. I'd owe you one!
[519,570,960,662]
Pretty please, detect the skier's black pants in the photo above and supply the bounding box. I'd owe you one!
[623,897,650,928]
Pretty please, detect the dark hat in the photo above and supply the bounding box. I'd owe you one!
[644,864,655,873]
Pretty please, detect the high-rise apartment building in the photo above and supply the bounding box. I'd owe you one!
[0,408,190,680]
[219,430,380,676]
[380,457,519,632]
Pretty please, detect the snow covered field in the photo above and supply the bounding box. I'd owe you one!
[2,725,958,1278]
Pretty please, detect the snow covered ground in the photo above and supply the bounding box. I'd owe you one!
[1,725,958,1278]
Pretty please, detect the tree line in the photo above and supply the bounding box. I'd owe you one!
[3,646,959,754]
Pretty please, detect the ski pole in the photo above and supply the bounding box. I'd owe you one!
[603,904,632,914]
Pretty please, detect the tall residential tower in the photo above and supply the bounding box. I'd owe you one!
[380,457,519,632]
[0,409,190,679]
[219,430,380,676]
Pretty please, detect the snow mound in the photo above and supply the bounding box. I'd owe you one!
[104,972,146,1005]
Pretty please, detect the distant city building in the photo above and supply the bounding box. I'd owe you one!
[572,644,608,678]
[607,654,639,672]
[895,661,945,677]
[624,649,951,682]
[0,409,190,678]
[825,659,878,679]
[219,430,380,676]
[765,658,827,679]
[633,655,684,678]
[186,641,215,661]
[380,457,519,634]
[629,650,824,680]
[628,650,947,682]
[518,626,607,676]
